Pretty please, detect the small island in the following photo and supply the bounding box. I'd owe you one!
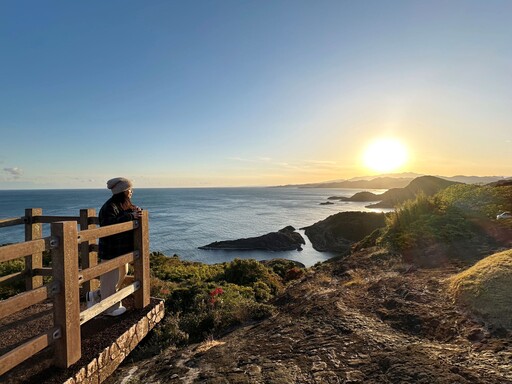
[199,226,305,251]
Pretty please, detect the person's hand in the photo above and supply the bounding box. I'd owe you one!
[132,207,143,219]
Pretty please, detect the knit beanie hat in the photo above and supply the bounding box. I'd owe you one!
[107,177,133,195]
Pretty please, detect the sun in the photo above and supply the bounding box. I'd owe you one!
[363,138,408,173]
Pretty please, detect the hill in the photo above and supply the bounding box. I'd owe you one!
[108,247,512,384]
[277,174,507,189]
[278,176,413,189]
[366,175,459,208]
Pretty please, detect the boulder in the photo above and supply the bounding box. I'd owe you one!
[199,226,305,251]
[302,211,387,253]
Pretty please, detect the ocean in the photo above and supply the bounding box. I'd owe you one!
[0,187,389,267]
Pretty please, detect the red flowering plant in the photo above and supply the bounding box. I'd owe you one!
[209,287,224,306]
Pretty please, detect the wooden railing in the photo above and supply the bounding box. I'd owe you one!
[0,208,150,376]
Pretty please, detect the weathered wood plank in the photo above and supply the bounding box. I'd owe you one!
[33,267,53,277]
[0,283,53,320]
[78,221,138,243]
[79,281,140,325]
[51,221,81,368]
[0,271,24,285]
[0,217,24,228]
[134,211,150,309]
[35,216,80,223]
[25,208,43,290]
[79,252,136,283]
[0,238,49,263]
[0,327,58,376]
[80,208,98,292]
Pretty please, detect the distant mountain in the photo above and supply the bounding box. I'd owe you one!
[280,177,413,189]
[277,173,507,189]
[347,172,424,181]
[439,175,509,185]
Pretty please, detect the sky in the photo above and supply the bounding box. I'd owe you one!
[1,0,511,189]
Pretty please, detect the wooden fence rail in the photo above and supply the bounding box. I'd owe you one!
[0,208,150,376]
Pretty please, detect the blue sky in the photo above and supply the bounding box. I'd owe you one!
[1,0,511,188]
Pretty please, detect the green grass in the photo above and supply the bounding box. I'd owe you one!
[375,185,512,260]
[449,249,512,329]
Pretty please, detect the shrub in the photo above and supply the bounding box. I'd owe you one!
[436,184,512,219]
[144,255,281,351]
[380,193,473,250]
[222,258,283,294]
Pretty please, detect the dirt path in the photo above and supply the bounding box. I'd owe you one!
[110,248,512,384]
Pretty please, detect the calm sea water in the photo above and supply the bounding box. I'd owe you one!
[0,187,388,267]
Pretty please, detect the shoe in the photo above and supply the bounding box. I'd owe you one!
[106,306,127,317]
[86,290,100,309]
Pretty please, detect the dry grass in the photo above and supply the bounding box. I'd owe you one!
[195,336,226,353]
[449,249,512,329]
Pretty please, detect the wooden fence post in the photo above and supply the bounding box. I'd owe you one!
[133,210,150,309]
[25,208,43,290]
[80,208,98,292]
[51,221,81,367]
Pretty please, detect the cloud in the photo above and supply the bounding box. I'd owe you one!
[3,167,23,178]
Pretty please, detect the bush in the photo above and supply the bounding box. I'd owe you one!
[222,258,283,294]
[380,193,473,250]
[142,254,281,353]
[436,184,512,219]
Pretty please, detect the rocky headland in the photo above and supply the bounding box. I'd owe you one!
[199,226,305,251]
[327,175,459,208]
[302,211,387,252]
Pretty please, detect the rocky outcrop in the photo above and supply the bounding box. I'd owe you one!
[328,191,382,202]
[199,226,305,251]
[302,211,387,252]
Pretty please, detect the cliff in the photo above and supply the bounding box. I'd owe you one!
[302,211,387,252]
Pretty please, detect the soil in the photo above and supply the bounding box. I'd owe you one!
[0,296,159,384]
[109,247,512,384]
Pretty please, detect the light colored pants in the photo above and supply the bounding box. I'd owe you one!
[100,263,128,313]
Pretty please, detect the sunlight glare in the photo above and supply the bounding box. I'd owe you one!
[363,138,408,173]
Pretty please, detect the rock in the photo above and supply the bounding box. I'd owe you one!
[328,191,382,202]
[199,226,305,251]
[319,201,334,205]
[302,211,387,252]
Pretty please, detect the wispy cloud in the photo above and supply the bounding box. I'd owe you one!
[305,160,337,165]
[3,167,23,178]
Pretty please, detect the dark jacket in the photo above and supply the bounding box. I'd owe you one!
[98,197,135,260]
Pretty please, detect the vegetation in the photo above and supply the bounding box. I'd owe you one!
[376,185,512,260]
[449,249,512,329]
[133,252,304,360]
[0,250,52,299]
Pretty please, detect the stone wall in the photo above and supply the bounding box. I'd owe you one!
[64,300,165,384]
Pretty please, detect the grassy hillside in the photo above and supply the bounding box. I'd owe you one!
[449,249,512,329]
[374,184,512,264]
